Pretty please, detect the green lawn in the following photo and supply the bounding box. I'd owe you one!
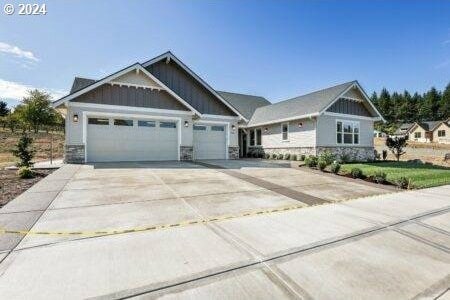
[341,161,450,189]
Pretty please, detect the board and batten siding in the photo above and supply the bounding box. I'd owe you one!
[146,60,236,116]
[326,98,372,117]
[316,114,374,147]
[71,84,190,111]
[249,118,316,149]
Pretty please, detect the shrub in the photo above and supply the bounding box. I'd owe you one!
[330,162,341,174]
[396,176,410,189]
[350,167,363,179]
[264,153,271,159]
[305,155,318,168]
[290,154,297,161]
[374,150,381,160]
[12,134,35,167]
[318,151,335,166]
[18,166,34,179]
[271,153,277,159]
[382,150,388,161]
[283,153,290,160]
[372,171,387,184]
[277,153,283,160]
[317,159,327,171]
[340,154,351,163]
[300,154,306,161]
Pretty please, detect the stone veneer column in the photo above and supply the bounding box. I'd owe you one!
[64,144,85,164]
[228,146,239,159]
[180,146,193,161]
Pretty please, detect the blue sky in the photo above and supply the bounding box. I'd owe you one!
[0,0,449,107]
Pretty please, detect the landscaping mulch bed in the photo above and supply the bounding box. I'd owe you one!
[0,169,54,208]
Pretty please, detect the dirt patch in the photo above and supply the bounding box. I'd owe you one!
[0,169,54,208]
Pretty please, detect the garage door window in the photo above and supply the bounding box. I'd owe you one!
[138,120,156,127]
[88,118,109,125]
[211,126,224,131]
[160,122,176,128]
[194,125,206,131]
[114,119,133,126]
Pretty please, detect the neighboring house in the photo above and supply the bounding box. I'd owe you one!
[393,123,414,137]
[374,130,386,138]
[53,51,384,163]
[407,120,450,144]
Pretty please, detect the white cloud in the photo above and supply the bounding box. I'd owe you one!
[443,40,450,45]
[0,42,39,62]
[0,79,66,102]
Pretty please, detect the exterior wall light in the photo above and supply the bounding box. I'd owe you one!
[231,124,236,132]
[298,122,303,128]
[184,121,189,127]
[73,114,79,123]
[264,127,268,132]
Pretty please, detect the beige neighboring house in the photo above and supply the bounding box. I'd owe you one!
[406,120,450,144]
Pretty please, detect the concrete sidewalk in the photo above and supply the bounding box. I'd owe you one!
[0,163,448,299]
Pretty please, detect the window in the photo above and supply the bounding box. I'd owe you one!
[282,123,289,141]
[194,125,206,131]
[250,129,255,146]
[88,118,109,125]
[255,129,262,145]
[138,120,155,127]
[114,119,133,126]
[160,122,176,128]
[438,130,446,137]
[211,126,225,132]
[414,132,421,139]
[337,120,359,145]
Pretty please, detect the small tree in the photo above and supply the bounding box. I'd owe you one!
[0,100,9,116]
[385,136,407,162]
[12,134,35,167]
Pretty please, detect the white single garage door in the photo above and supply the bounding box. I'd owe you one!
[86,116,178,162]
[193,124,226,160]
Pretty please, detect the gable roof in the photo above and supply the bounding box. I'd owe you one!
[52,63,201,115]
[70,77,96,94]
[247,81,383,127]
[410,120,448,132]
[394,122,415,135]
[142,51,247,121]
[217,91,271,120]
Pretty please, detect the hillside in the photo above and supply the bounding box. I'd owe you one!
[0,128,64,168]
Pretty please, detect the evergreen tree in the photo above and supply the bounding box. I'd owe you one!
[421,87,441,120]
[370,91,378,107]
[0,100,9,116]
[410,93,422,122]
[439,83,450,119]
[378,88,392,122]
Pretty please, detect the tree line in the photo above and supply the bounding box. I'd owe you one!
[0,90,64,133]
[370,83,450,133]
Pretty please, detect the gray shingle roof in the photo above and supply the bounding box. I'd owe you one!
[217,91,271,120]
[247,81,356,127]
[418,121,443,131]
[70,77,96,94]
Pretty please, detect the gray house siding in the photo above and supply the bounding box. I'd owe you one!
[71,84,190,111]
[326,98,371,117]
[146,60,236,116]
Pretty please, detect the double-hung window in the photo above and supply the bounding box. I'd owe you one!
[255,129,262,146]
[438,130,446,137]
[336,120,359,145]
[281,123,289,141]
[414,132,421,139]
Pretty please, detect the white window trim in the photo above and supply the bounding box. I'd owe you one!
[281,122,289,142]
[336,119,360,146]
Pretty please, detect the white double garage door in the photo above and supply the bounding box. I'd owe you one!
[86,116,226,162]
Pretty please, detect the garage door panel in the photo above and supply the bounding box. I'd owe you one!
[193,124,226,160]
[86,118,178,162]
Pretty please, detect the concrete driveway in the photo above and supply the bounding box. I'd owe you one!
[0,160,449,299]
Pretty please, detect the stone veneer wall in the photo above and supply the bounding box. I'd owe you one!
[317,146,375,162]
[252,147,316,157]
[228,146,239,159]
[180,146,193,161]
[64,144,85,164]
